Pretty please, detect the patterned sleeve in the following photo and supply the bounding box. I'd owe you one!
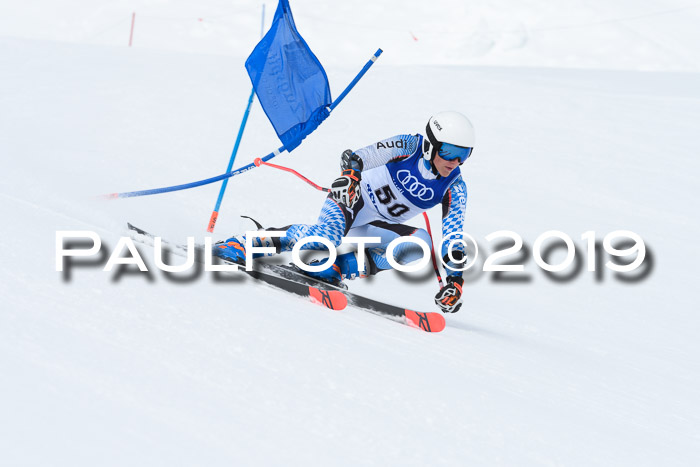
[352,134,421,170]
[440,175,468,278]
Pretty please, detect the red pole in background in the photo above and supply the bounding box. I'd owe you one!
[128,12,135,47]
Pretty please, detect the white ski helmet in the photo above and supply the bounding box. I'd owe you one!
[423,111,475,166]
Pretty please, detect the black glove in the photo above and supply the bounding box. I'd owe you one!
[434,276,463,313]
[340,149,363,172]
[331,169,361,209]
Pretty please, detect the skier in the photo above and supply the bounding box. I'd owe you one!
[215,111,473,313]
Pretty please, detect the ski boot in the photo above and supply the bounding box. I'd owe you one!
[303,251,374,286]
[214,234,280,265]
[214,236,247,264]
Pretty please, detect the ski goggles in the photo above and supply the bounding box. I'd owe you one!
[438,142,473,164]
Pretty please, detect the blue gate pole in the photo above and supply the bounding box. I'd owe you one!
[106,48,383,200]
[207,4,266,233]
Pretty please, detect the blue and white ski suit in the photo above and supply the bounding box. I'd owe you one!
[277,134,468,278]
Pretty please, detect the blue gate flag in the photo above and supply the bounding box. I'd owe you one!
[245,0,331,152]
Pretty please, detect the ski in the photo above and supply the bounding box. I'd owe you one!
[127,223,347,311]
[126,223,445,332]
[270,265,446,333]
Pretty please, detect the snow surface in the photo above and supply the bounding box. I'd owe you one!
[1,1,700,466]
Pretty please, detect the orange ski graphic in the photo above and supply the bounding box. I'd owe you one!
[404,309,446,333]
[309,287,348,310]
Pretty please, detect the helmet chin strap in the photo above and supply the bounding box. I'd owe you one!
[422,140,441,176]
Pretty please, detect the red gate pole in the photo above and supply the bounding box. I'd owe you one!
[128,12,135,47]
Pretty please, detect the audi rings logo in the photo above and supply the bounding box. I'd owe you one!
[396,170,434,201]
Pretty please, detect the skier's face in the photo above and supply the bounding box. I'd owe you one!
[433,153,461,177]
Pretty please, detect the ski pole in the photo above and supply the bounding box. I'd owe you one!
[422,212,444,288]
[254,158,330,192]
